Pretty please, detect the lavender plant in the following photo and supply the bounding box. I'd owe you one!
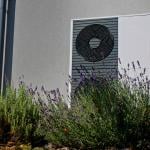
[43,60,149,149]
[0,59,149,149]
[116,59,150,149]
[0,84,40,144]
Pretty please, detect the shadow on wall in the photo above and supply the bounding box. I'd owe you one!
[2,0,16,91]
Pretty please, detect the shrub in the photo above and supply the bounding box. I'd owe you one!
[0,85,40,143]
[37,82,119,149]
[111,81,149,149]
[38,62,150,149]
[0,61,149,149]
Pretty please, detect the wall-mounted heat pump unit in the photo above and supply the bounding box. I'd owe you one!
[70,14,150,94]
[71,17,118,93]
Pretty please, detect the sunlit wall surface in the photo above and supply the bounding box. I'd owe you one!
[11,0,150,96]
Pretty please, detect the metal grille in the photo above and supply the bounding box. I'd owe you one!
[71,17,118,93]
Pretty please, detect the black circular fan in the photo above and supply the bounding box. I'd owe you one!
[76,24,114,62]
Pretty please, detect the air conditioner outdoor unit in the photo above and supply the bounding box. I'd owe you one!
[70,14,150,94]
[71,17,118,93]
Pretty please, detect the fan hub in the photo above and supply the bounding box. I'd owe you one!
[89,38,101,49]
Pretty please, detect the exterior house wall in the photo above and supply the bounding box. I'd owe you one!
[11,0,150,96]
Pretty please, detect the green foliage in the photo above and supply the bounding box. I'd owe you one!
[110,81,149,148]
[42,83,118,149]
[0,65,149,149]
[0,86,40,142]
[42,80,149,149]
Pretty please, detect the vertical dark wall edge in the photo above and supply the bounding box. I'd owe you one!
[3,0,16,90]
[0,0,7,91]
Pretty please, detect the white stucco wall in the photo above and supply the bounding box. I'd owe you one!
[11,0,150,96]
[119,14,150,78]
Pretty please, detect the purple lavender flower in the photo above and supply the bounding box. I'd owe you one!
[118,71,122,79]
[92,66,95,71]
[50,90,57,102]
[80,64,83,69]
[137,60,141,68]
[65,82,68,87]
[56,88,61,98]
[41,85,45,92]
[132,62,136,71]
[143,68,146,74]
[118,58,121,64]
[34,86,38,92]
[91,72,96,81]
[127,63,130,70]
[79,72,85,83]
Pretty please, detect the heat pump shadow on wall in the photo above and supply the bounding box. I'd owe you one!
[70,17,118,93]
